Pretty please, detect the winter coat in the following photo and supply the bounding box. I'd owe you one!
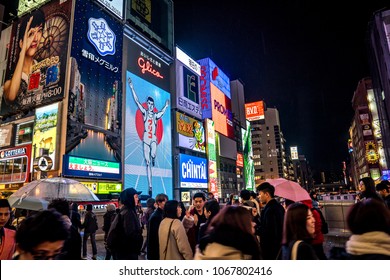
[82,211,98,233]
[147,207,164,260]
[345,231,390,259]
[158,218,193,260]
[194,242,254,260]
[259,198,285,259]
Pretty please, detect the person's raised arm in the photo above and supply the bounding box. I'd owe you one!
[3,16,34,103]
[156,99,169,119]
[128,77,145,114]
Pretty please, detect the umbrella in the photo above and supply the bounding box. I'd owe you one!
[8,196,49,211]
[265,178,311,202]
[8,177,99,205]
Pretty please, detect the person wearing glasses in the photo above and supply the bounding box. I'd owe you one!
[13,209,68,260]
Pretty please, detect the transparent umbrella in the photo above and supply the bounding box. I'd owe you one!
[8,177,99,204]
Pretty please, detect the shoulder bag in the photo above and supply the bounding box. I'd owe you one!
[291,240,303,260]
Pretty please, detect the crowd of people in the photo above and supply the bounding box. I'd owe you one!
[1,177,390,260]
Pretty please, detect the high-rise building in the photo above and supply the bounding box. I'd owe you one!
[249,106,288,183]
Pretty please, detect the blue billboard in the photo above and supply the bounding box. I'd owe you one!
[179,154,208,189]
[64,0,123,179]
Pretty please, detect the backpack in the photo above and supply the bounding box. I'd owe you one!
[312,207,328,234]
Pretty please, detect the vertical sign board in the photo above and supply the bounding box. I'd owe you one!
[176,112,205,153]
[32,103,59,172]
[0,0,72,117]
[198,58,233,139]
[179,154,208,189]
[290,146,299,160]
[205,119,218,198]
[64,0,123,180]
[175,47,202,119]
[124,33,172,198]
[242,120,254,189]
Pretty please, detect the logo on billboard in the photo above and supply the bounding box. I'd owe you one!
[183,67,199,103]
[87,18,116,56]
[179,154,208,189]
[245,101,265,121]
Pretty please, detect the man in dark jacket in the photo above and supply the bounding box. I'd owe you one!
[103,203,116,260]
[146,193,168,260]
[256,182,285,260]
[81,204,98,259]
[108,188,143,260]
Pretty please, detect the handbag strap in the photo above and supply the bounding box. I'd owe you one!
[163,219,175,260]
[291,240,303,260]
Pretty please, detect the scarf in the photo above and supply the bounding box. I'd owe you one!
[346,231,390,256]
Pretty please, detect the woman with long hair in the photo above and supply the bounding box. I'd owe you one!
[356,177,382,202]
[194,205,261,260]
[158,200,193,260]
[280,202,318,260]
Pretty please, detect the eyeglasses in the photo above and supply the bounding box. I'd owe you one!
[30,249,63,260]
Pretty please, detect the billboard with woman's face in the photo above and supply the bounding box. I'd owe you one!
[0,0,72,117]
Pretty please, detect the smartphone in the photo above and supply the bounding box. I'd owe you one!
[233,195,239,200]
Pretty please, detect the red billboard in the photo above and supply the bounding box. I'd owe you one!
[245,101,265,121]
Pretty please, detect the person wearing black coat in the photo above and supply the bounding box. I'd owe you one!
[146,193,168,260]
[102,203,116,260]
[256,182,285,260]
[107,188,143,260]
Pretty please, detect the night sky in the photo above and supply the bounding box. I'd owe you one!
[173,0,389,181]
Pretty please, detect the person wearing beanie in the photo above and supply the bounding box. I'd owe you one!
[0,199,16,260]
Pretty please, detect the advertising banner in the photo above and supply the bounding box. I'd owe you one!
[0,124,13,148]
[0,144,32,184]
[124,35,172,197]
[62,155,121,180]
[15,121,34,146]
[0,0,72,117]
[176,112,205,153]
[290,146,298,160]
[242,120,254,190]
[96,0,124,19]
[210,83,234,138]
[245,101,265,121]
[179,154,208,189]
[205,119,218,198]
[126,0,174,56]
[32,102,59,172]
[175,47,202,119]
[65,0,122,179]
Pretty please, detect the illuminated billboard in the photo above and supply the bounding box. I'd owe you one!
[179,154,208,189]
[242,121,254,190]
[205,119,218,198]
[245,101,265,121]
[1,0,72,117]
[62,155,121,180]
[176,112,205,153]
[290,146,299,160]
[124,34,172,198]
[126,0,174,55]
[32,103,59,172]
[0,124,13,148]
[211,83,234,138]
[17,0,49,17]
[175,47,202,118]
[65,0,122,178]
[198,58,233,138]
[96,0,124,19]
[0,144,32,184]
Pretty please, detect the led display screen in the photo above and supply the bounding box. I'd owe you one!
[176,112,205,153]
[210,83,234,138]
[179,154,208,189]
[245,101,265,121]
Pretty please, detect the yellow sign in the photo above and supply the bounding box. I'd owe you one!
[181,191,191,202]
[98,182,122,194]
[80,181,98,194]
[365,141,379,164]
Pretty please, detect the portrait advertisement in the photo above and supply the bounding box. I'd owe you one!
[0,0,72,117]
